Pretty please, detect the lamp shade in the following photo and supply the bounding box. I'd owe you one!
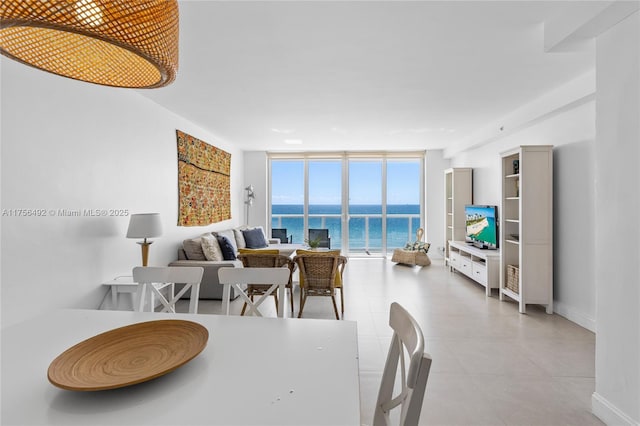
[0,0,179,88]
[126,213,162,239]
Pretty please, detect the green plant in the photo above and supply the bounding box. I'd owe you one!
[304,236,322,249]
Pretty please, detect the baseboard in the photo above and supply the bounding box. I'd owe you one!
[592,392,639,426]
[553,300,596,332]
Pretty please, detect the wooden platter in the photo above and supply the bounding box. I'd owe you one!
[48,319,208,391]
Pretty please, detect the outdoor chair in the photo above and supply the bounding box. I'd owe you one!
[272,228,292,243]
[308,228,331,248]
[373,302,432,426]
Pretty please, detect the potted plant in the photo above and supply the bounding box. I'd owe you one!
[304,236,322,249]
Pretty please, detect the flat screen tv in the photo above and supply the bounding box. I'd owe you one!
[465,205,499,249]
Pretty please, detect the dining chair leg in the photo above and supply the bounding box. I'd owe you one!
[331,294,340,320]
[289,287,294,314]
[274,294,279,311]
[340,287,344,316]
[298,290,307,318]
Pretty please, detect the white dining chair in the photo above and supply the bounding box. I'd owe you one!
[132,266,204,314]
[373,302,432,426]
[218,267,290,317]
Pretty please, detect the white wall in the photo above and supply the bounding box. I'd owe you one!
[425,150,448,258]
[1,59,245,328]
[243,151,268,230]
[450,93,597,331]
[592,11,640,426]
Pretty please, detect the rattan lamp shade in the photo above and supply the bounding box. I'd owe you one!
[0,0,179,88]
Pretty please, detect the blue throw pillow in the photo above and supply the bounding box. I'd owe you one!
[242,228,268,249]
[216,235,237,260]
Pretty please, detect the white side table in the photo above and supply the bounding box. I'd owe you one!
[101,276,139,310]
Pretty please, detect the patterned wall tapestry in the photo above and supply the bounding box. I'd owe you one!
[176,130,231,226]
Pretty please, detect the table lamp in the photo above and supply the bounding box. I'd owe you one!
[126,213,163,266]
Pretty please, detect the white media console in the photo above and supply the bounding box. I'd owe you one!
[448,240,500,296]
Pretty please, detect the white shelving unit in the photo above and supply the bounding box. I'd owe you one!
[499,145,553,314]
[444,168,473,265]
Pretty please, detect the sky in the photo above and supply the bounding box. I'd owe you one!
[271,159,420,205]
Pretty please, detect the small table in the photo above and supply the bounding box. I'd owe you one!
[102,276,138,310]
[102,276,166,311]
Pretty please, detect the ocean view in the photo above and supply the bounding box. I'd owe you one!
[271,204,421,252]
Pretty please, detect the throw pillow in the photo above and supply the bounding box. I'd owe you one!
[403,241,430,254]
[201,235,223,261]
[216,235,237,260]
[242,227,268,248]
[183,236,207,260]
[215,229,238,254]
[233,227,248,250]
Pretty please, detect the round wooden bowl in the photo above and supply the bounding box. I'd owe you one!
[48,319,208,391]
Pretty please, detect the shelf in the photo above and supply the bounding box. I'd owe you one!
[447,225,453,229]
[447,213,453,216]
[500,145,553,315]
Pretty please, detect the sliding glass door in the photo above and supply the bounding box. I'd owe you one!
[348,160,382,255]
[270,153,423,255]
[308,160,342,249]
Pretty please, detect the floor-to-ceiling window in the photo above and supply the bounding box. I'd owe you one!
[348,160,383,255]
[270,153,424,256]
[309,160,342,248]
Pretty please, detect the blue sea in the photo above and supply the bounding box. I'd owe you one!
[271,204,421,252]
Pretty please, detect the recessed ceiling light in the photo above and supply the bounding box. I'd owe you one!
[285,139,303,145]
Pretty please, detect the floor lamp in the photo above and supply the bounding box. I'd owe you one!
[244,185,255,226]
[127,213,163,266]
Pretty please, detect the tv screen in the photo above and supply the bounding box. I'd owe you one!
[465,205,498,249]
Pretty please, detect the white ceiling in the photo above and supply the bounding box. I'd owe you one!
[139,1,595,152]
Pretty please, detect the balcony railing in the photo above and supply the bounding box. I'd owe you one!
[271,213,421,254]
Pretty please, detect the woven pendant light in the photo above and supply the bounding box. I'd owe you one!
[0,0,179,88]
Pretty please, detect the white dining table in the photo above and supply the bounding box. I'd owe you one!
[1,309,360,425]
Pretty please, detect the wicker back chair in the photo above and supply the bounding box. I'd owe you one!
[294,253,347,319]
[237,252,295,316]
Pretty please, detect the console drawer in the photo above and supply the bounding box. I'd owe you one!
[459,257,472,277]
[449,251,460,269]
[472,261,488,285]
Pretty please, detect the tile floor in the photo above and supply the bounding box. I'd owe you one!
[187,257,602,426]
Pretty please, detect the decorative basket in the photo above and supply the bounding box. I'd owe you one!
[391,228,431,267]
[506,264,520,294]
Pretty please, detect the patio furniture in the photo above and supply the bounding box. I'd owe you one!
[308,228,331,249]
[272,228,292,243]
